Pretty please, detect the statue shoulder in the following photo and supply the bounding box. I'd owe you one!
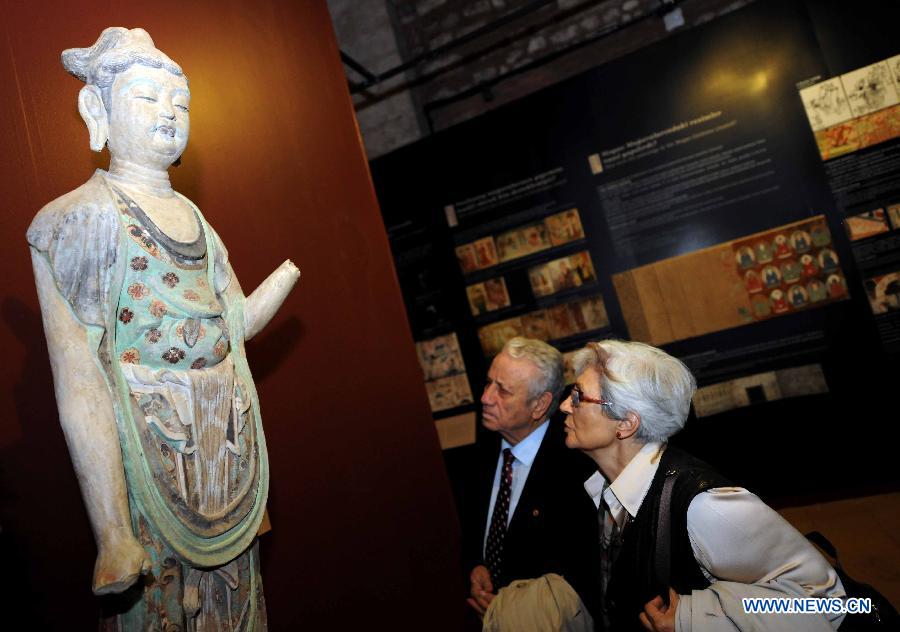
[27,173,123,327]
[27,173,119,252]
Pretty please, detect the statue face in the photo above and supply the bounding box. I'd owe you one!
[107,64,190,168]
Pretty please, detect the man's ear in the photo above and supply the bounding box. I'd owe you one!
[616,411,641,440]
[531,391,553,421]
[78,85,108,152]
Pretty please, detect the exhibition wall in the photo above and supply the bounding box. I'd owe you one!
[372,0,900,503]
[0,1,464,629]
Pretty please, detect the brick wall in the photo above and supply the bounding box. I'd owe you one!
[333,0,755,157]
[328,0,424,157]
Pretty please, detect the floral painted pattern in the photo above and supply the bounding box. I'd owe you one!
[114,195,233,374]
[120,348,141,364]
[175,322,205,342]
[127,283,150,300]
[216,317,230,340]
[162,272,180,288]
[213,340,228,359]
[145,329,162,344]
[149,300,168,318]
[161,347,186,364]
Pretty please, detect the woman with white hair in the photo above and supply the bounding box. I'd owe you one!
[560,340,845,631]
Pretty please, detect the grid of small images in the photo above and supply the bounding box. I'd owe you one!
[799,54,900,160]
[415,333,474,413]
[732,217,848,320]
[454,208,586,275]
[477,295,609,356]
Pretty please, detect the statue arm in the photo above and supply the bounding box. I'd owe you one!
[242,260,301,341]
[30,248,149,595]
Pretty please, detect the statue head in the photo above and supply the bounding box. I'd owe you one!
[62,27,189,168]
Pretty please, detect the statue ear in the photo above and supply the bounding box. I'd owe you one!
[77,85,109,152]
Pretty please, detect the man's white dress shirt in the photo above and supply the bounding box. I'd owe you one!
[483,420,549,556]
[583,442,845,631]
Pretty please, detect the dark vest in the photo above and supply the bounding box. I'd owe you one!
[604,446,730,631]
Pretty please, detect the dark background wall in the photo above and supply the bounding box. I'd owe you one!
[333,0,758,158]
[371,0,900,507]
[0,1,464,629]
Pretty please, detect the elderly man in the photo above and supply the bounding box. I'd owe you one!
[462,337,599,619]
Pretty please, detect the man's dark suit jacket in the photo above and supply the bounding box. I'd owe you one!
[460,418,601,618]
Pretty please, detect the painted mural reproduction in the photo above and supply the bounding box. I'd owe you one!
[865,270,900,314]
[415,333,474,412]
[466,277,511,316]
[416,332,467,381]
[545,208,585,246]
[800,54,900,160]
[425,374,475,412]
[476,294,609,356]
[692,364,829,418]
[731,217,848,321]
[455,236,499,273]
[496,221,552,262]
[26,28,301,630]
[454,208,587,275]
[845,209,890,241]
[528,251,597,298]
[613,216,848,346]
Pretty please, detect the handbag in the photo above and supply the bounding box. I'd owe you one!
[653,475,899,628]
[805,530,900,630]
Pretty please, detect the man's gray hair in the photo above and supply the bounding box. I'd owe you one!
[62,27,185,112]
[571,340,696,444]
[502,337,565,415]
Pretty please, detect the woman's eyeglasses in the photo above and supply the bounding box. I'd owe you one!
[569,385,614,409]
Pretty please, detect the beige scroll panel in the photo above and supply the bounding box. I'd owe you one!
[613,245,749,346]
[613,215,846,346]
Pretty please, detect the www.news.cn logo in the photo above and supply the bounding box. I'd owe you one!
[742,597,872,615]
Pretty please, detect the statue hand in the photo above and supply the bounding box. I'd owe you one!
[92,530,151,595]
[282,259,301,280]
[243,259,301,340]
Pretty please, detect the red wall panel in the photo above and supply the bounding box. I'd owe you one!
[0,1,464,628]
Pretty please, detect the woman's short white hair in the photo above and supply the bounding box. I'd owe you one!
[571,340,696,444]
[502,337,565,414]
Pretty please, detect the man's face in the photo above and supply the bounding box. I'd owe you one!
[107,64,190,168]
[481,352,544,444]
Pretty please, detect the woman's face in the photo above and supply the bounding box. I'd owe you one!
[107,64,190,168]
[560,367,617,452]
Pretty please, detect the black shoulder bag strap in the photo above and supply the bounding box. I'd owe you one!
[654,468,679,606]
